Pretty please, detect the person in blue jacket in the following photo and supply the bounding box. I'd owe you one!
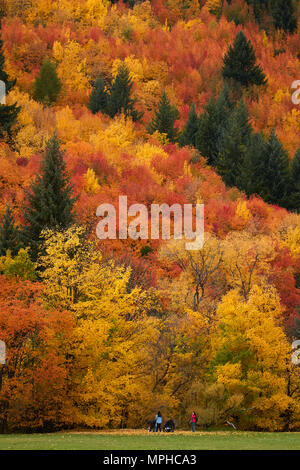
[155,411,162,432]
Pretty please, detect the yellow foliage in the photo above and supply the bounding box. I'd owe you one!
[52,41,64,63]
[216,363,243,391]
[139,79,162,109]
[214,284,293,430]
[53,40,90,93]
[206,0,222,15]
[56,106,80,143]
[183,160,192,177]
[135,141,168,166]
[279,223,300,258]
[84,0,109,27]
[24,0,57,23]
[84,168,100,194]
[8,89,53,156]
[262,31,268,47]
[112,55,144,83]
[89,114,136,163]
[274,89,285,104]
[222,232,275,300]
[152,130,169,145]
[236,200,251,222]
[0,248,36,281]
[183,18,202,31]
[38,225,163,427]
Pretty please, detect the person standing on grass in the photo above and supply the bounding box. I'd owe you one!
[155,411,162,432]
[191,411,197,432]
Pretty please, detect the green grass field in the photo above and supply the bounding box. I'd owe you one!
[0,430,300,450]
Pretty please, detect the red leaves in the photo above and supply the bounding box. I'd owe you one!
[0,277,75,431]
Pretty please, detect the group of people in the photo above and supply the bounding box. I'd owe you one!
[149,411,198,432]
[148,412,175,433]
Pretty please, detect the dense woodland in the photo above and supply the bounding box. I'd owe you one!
[0,0,300,432]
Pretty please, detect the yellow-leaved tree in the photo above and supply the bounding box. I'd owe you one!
[38,226,162,428]
[212,284,295,431]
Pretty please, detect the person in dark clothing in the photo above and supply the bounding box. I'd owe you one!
[148,420,156,432]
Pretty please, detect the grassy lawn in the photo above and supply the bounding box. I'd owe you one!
[0,430,300,450]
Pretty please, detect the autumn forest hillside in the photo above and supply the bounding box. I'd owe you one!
[0,0,300,433]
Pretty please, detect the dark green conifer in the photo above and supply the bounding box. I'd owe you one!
[88,76,108,114]
[288,146,300,212]
[195,85,235,165]
[107,64,142,121]
[215,100,253,188]
[222,31,267,87]
[34,58,62,105]
[271,0,297,34]
[147,91,179,142]
[0,206,21,257]
[179,104,199,147]
[239,132,269,198]
[22,133,77,260]
[263,130,290,206]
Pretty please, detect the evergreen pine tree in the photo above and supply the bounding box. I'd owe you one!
[0,32,20,139]
[107,64,142,121]
[22,133,77,260]
[0,103,20,140]
[147,91,180,142]
[0,206,21,257]
[288,146,300,212]
[215,100,253,188]
[271,0,297,34]
[195,85,235,165]
[263,130,290,206]
[34,58,62,105]
[88,76,108,114]
[222,31,267,87]
[239,131,269,197]
[245,0,269,23]
[178,104,199,147]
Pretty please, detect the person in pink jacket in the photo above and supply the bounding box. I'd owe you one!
[191,411,197,432]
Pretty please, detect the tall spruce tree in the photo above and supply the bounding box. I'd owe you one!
[245,0,269,23]
[195,85,235,165]
[222,31,267,88]
[0,206,21,256]
[215,100,253,188]
[239,131,269,197]
[271,0,297,34]
[0,32,20,139]
[263,130,290,206]
[34,58,62,105]
[147,91,179,142]
[0,104,20,140]
[107,64,142,121]
[179,103,199,147]
[288,146,300,212]
[88,76,108,114]
[22,133,77,260]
